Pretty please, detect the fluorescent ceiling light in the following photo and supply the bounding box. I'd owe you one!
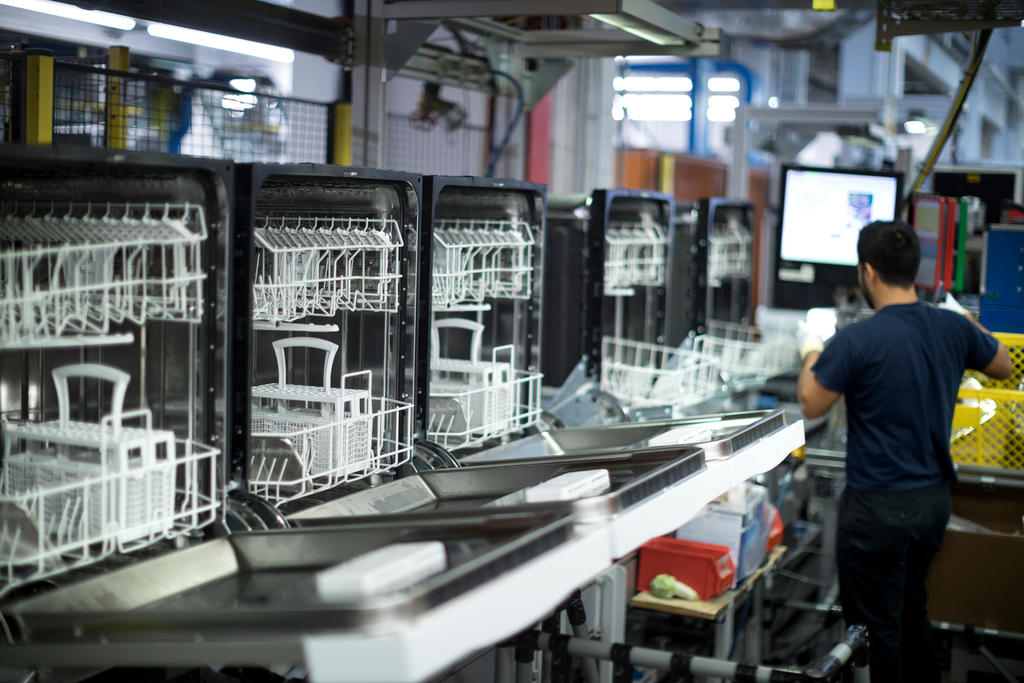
[708,95,740,109]
[0,0,135,30]
[614,75,692,93]
[620,93,693,122]
[147,23,294,63]
[591,13,679,46]
[222,93,257,111]
[706,107,736,122]
[708,76,741,93]
[903,119,927,135]
[229,78,257,93]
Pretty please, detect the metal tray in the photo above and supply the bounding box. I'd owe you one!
[2,509,575,648]
[291,446,706,525]
[460,409,789,464]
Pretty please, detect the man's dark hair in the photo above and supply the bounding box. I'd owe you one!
[856,220,920,287]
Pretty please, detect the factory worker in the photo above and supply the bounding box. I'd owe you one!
[795,220,1012,683]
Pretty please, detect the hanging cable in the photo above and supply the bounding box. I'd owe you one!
[486,70,525,178]
[902,29,992,208]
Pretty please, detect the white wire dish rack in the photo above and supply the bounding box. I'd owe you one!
[0,200,207,348]
[248,337,413,504]
[432,218,534,308]
[252,214,404,323]
[604,218,669,296]
[427,319,542,451]
[707,222,751,284]
[694,320,800,389]
[599,336,722,410]
[0,364,220,594]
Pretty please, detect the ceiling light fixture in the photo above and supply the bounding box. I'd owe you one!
[147,23,295,63]
[0,0,135,30]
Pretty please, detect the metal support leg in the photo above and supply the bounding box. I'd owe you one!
[496,646,515,683]
[710,600,735,683]
[745,578,764,664]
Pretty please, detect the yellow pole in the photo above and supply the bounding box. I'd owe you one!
[24,50,53,145]
[331,101,353,165]
[107,45,130,149]
[658,153,675,196]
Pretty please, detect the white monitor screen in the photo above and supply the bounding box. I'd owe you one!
[779,168,900,267]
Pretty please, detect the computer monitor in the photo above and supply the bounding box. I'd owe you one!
[774,165,903,308]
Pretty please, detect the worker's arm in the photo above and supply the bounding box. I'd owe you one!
[982,339,1013,380]
[797,350,842,419]
[968,317,1013,380]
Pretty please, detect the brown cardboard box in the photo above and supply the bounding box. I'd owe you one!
[925,482,1024,632]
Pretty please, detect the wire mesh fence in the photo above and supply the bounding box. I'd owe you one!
[0,53,16,144]
[385,112,488,176]
[50,61,329,162]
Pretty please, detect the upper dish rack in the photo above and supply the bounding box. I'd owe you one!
[604,218,668,296]
[252,213,404,323]
[0,200,207,348]
[707,222,751,284]
[431,218,534,308]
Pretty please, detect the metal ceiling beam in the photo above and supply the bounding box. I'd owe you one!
[72,0,352,63]
[383,0,709,49]
[443,18,721,58]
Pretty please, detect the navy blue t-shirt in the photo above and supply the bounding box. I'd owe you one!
[811,301,999,493]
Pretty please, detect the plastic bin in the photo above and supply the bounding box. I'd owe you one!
[766,505,783,552]
[674,485,770,585]
[636,536,735,601]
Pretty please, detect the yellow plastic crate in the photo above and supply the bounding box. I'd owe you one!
[964,332,1024,391]
[951,387,1024,470]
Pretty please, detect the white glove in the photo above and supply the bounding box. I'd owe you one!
[938,292,969,317]
[797,320,824,360]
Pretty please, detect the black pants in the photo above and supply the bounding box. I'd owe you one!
[836,482,951,683]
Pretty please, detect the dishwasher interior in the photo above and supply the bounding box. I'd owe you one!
[423,176,545,455]
[543,190,721,423]
[234,165,420,514]
[671,198,797,392]
[0,146,229,596]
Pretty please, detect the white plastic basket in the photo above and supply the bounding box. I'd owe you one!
[694,320,799,388]
[428,319,542,450]
[249,337,414,503]
[604,219,668,296]
[600,336,722,409]
[1,364,220,593]
[432,218,534,307]
[0,201,207,348]
[252,214,403,322]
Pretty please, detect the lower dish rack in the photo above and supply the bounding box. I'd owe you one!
[248,337,413,504]
[0,364,220,594]
[427,319,542,451]
[694,320,799,388]
[600,336,722,410]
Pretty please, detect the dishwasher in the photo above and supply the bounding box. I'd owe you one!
[689,198,798,390]
[423,176,545,457]
[0,146,229,597]
[232,164,421,514]
[542,189,720,424]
